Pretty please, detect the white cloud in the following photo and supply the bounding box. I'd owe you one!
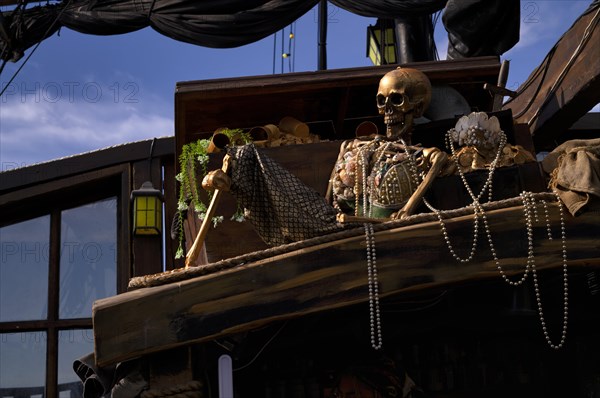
[0,87,173,167]
[510,1,591,52]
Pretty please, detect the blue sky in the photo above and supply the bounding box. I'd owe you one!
[0,0,597,169]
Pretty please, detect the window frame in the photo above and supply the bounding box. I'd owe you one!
[0,164,130,397]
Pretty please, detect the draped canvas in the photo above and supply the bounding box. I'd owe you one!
[1,0,519,62]
[1,0,320,61]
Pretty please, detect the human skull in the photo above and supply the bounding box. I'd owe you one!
[376,67,432,143]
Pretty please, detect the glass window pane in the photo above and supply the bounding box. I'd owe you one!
[0,332,46,393]
[60,198,117,319]
[0,215,50,322]
[58,329,94,398]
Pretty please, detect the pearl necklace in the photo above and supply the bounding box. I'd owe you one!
[524,191,569,349]
[365,222,382,350]
[355,143,372,217]
[403,135,569,349]
[402,133,506,264]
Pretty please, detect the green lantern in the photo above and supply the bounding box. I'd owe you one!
[131,181,163,235]
[366,19,397,66]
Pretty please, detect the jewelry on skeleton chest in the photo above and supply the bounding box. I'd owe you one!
[350,140,422,218]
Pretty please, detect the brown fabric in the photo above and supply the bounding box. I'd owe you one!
[545,138,600,216]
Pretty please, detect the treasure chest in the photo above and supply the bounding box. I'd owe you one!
[174,57,542,264]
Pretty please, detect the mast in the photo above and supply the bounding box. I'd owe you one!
[317,0,327,70]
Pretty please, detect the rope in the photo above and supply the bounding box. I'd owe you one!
[140,381,203,398]
[0,0,73,92]
[129,192,559,290]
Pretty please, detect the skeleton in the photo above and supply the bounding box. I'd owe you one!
[332,67,448,221]
[376,67,432,144]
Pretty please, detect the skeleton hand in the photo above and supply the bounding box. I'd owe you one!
[202,169,231,192]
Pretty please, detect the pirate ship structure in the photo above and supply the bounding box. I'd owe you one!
[1,1,599,397]
[80,5,600,398]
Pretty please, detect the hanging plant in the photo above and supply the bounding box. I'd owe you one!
[174,128,251,259]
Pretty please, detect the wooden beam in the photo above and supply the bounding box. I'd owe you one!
[175,57,500,151]
[0,137,174,194]
[176,57,500,96]
[117,167,132,293]
[93,203,600,366]
[503,5,600,150]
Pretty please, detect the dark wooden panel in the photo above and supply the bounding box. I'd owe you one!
[93,203,600,366]
[118,167,132,292]
[176,57,500,95]
[175,57,500,153]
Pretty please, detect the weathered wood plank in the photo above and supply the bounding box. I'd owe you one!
[93,204,600,366]
[176,57,500,95]
[175,57,500,149]
[0,137,173,194]
[503,4,600,150]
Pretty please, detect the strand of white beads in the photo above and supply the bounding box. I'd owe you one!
[365,223,382,350]
[532,191,569,349]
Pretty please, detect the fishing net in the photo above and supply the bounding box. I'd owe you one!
[227,144,345,246]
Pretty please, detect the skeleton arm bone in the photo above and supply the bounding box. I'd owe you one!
[394,148,448,219]
[336,213,390,224]
[185,155,231,267]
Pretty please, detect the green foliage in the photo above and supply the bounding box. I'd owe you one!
[174,128,250,259]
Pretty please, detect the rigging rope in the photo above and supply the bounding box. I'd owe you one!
[271,22,296,74]
[0,0,73,95]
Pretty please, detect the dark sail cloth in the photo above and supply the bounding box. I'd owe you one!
[443,0,520,59]
[228,144,344,246]
[1,0,520,62]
